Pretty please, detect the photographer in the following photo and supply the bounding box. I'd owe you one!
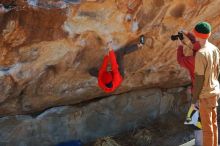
[174,30,202,146]
[176,31,201,88]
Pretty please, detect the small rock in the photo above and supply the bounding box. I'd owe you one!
[134,129,152,146]
[94,137,121,146]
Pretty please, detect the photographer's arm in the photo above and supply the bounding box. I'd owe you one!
[176,40,185,66]
[177,44,194,68]
[181,30,196,43]
[177,45,184,61]
[185,32,196,44]
[181,30,201,55]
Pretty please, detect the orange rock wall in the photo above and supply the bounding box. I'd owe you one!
[0,0,220,116]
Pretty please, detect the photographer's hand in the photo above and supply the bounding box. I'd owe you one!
[176,39,183,47]
[181,30,188,36]
[186,32,196,44]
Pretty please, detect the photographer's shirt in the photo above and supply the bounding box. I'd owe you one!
[177,45,195,91]
[195,42,220,99]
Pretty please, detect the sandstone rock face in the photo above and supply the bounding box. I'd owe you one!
[0,87,189,145]
[1,0,216,144]
[0,0,220,116]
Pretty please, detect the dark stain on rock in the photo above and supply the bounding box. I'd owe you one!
[64,0,81,4]
[0,7,68,48]
[78,11,99,19]
[170,3,186,18]
[19,48,39,63]
[153,0,164,7]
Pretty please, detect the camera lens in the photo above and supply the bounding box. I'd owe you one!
[171,35,178,41]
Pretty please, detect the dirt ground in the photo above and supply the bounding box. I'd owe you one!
[85,113,194,146]
[85,107,220,146]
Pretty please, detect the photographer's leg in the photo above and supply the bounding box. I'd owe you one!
[194,130,203,146]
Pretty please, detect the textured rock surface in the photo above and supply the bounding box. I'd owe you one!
[94,137,121,146]
[1,0,216,145]
[1,0,220,116]
[0,87,189,145]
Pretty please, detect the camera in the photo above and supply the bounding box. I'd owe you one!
[171,32,184,41]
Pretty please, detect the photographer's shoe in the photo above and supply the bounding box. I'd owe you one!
[139,35,145,45]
